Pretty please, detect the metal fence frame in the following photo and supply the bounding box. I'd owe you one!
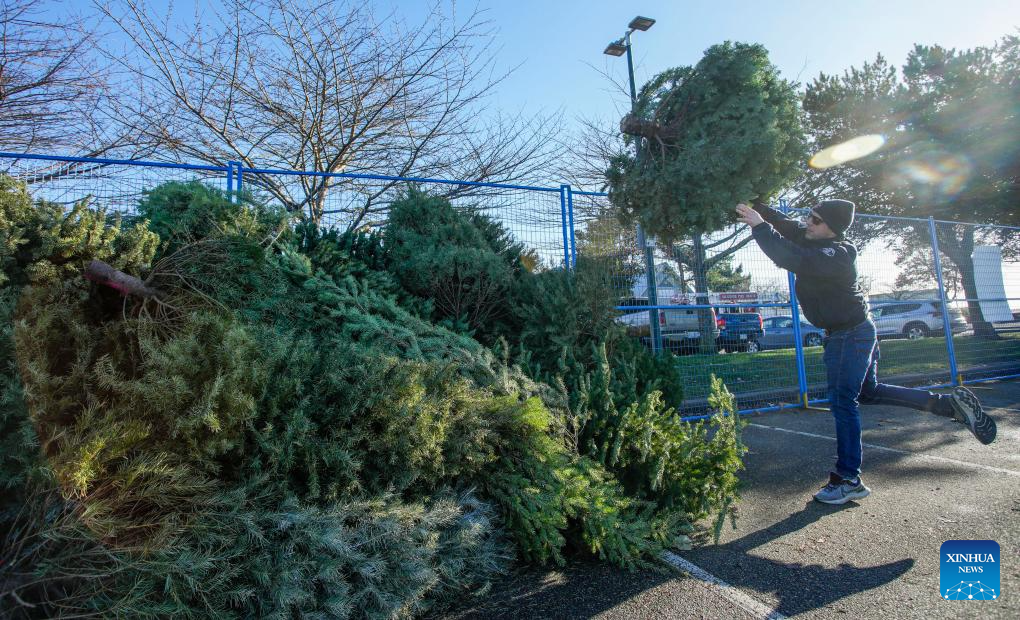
[3,151,1018,421]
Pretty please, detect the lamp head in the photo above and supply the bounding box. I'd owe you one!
[604,40,627,56]
[628,16,655,31]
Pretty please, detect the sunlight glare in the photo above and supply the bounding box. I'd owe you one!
[809,134,886,169]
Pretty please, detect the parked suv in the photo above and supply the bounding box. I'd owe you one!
[716,312,764,352]
[870,301,967,340]
[616,306,719,354]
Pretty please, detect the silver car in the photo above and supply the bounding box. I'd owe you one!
[616,306,719,353]
[870,301,967,340]
[758,316,825,350]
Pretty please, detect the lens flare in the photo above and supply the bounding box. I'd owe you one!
[894,153,972,197]
[809,134,886,169]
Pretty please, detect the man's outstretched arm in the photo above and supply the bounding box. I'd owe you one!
[751,201,806,241]
[750,223,855,277]
[735,204,853,278]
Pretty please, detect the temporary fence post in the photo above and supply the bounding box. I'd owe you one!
[779,199,809,407]
[565,185,577,268]
[928,216,961,385]
[637,224,662,355]
[226,160,236,197]
[559,185,572,271]
[227,161,243,204]
[788,272,810,408]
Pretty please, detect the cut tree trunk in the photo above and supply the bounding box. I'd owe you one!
[620,114,681,142]
[84,260,161,299]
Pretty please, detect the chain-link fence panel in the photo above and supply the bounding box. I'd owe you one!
[572,191,805,414]
[797,213,957,403]
[5,152,1017,418]
[239,168,571,270]
[0,154,230,215]
[933,220,1020,384]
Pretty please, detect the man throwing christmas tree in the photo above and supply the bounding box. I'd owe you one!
[736,200,997,505]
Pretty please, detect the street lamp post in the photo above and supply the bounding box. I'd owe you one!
[605,17,662,354]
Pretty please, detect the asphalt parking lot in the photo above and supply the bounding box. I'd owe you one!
[439,379,1020,619]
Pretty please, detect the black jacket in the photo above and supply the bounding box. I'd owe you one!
[751,205,868,331]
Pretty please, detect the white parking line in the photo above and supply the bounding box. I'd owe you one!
[662,551,787,620]
[749,423,1020,477]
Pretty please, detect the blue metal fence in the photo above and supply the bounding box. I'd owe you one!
[3,151,1018,420]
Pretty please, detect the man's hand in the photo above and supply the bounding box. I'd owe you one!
[735,203,764,227]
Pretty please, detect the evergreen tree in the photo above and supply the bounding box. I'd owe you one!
[384,189,531,343]
[798,37,1020,335]
[1,178,747,617]
[707,256,752,292]
[605,41,805,241]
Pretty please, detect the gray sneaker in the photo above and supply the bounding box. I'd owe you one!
[949,386,996,445]
[814,472,871,505]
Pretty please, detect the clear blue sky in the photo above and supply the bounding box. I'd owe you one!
[384,0,1020,126]
[59,0,1020,131]
[38,1,1020,301]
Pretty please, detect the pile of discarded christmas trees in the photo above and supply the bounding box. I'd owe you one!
[0,177,743,618]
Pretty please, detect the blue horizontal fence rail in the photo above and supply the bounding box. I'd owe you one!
[0,151,229,173]
[2,151,1018,421]
[240,164,563,193]
[617,303,795,311]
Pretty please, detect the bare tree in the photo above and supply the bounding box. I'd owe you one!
[556,114,624,197]
[97,0,562,227]
[553,54,638,197]
[0,0,134,159]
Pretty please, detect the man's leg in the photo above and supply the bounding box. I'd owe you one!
[816,324,874,504]
[858,342,950,412]
[858,341,997,444]
[823,326,875,481]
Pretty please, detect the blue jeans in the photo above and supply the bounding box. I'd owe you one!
[823,319,944,480]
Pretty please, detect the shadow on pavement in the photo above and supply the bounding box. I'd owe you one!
[686,500,915,616]
[437,501,915,619]
[432,558,676,619]
[434,379,1020,619]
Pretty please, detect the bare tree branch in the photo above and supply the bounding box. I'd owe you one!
[0,0,143,164]
[97,0,563,226]
[555,113,624,195]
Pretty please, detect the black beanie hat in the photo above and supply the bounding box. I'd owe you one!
[813,199,855,236]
